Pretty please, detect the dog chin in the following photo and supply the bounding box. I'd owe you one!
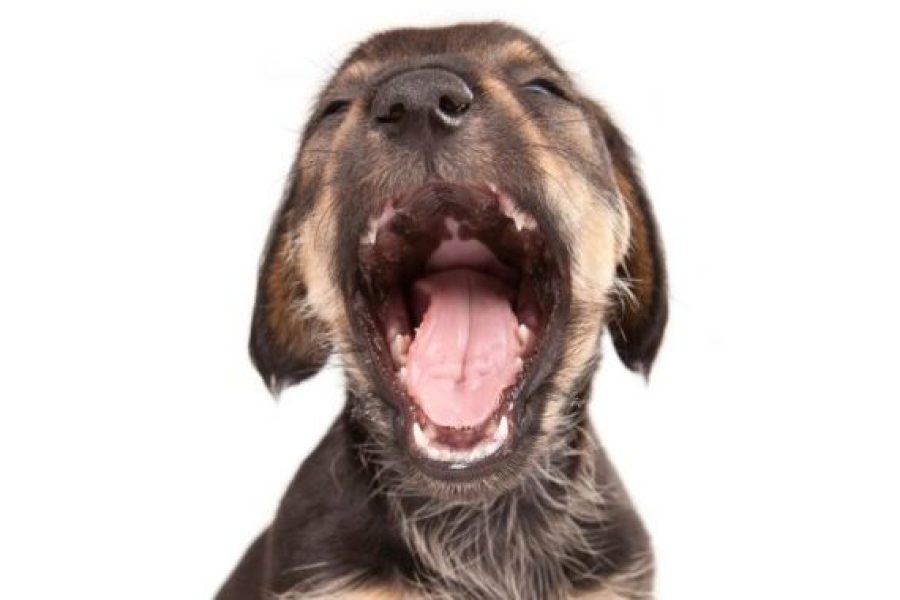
[353,181,566,479]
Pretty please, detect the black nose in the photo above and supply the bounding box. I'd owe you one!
[372,68,473,133]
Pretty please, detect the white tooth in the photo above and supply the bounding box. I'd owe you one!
[445,217,460,238]
[413,422,428,448]
[431,445,452,462]
[391,334,410,366]
[514,357,524,371]
[398,367,407,384]
[483,418,499,439]
[509,209,536,232]
[513,212,526,231]
[497,415,509,441]
[517,323,533,349]
[482,441,497,458]
[422,434,508,465]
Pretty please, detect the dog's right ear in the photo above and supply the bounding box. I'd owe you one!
[249,173,331,394]
[585,101,669,378]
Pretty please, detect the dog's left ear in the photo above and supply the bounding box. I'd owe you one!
[249,174,331,394]
[587,102,669,376]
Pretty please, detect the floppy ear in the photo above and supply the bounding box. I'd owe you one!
[249,172,331,393]
[589,104,669,376]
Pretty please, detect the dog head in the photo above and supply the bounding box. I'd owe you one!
[249,22,667,494]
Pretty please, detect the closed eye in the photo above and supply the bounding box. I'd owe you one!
[521,78,569,100]
[319,99,351,121]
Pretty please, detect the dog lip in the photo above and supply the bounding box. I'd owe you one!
[407,409,522,480]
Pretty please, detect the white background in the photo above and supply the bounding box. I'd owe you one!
[2,1,899,598]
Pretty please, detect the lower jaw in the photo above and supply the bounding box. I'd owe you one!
[411,411,512,469]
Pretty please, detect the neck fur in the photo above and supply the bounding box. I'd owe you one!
[380,420,627,599]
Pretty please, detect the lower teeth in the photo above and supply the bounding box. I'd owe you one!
[411,415,510,465]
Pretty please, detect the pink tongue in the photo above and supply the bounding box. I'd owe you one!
[406,269,523,428]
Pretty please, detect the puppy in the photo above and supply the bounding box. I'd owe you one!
[217,21,667,600]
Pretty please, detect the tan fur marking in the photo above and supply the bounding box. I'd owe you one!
[336,59,377,83]
[494,38,541,64]
[614,168,653,312]
[295,103,363,329]
[480,75,541,138]
[265,235,295,347]
[481,76,629,413]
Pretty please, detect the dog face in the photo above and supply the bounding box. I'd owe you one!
[250,22,667,494]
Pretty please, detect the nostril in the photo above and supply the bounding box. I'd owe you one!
[438,95,470,119]
[372,69,473,130]
[378,102,406,124]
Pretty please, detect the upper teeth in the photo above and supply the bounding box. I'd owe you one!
[517,323,533,351]
[391,333,410,367]
[493,185,537,232]
[365,220,378,245]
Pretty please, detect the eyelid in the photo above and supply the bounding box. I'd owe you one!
[318,99,351,121]
[521,78,570,101]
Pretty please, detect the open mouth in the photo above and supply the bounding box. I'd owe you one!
[356,183,561,473]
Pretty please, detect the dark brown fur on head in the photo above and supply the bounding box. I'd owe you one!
[230,21,666,600]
